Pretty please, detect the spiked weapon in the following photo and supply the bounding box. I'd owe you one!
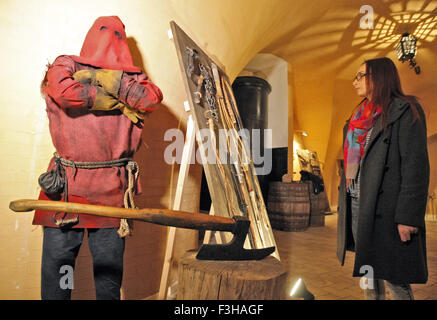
[210,64,270,248]
[210,63,261,247]
[9,199,275,261]
[220,75,277,248]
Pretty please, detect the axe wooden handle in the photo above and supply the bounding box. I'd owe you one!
[9,199,236,232]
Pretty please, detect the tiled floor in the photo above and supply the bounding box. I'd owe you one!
[274,214,437,300]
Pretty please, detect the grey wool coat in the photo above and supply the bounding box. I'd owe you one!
[337,97,430,284]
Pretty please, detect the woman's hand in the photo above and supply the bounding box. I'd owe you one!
[398,224,419,242]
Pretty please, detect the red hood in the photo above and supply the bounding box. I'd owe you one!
[71,16,141,73]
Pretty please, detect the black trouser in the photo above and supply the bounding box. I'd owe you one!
[41,227,125,300]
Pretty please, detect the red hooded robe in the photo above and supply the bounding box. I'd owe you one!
[33,16,163,228]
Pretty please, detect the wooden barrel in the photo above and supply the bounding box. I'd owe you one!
[308,181,326,227]
[267,181,310,232]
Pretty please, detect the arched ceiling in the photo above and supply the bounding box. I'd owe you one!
[265,0,437,77]
[257,0,437,189]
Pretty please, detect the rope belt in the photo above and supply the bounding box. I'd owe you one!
[53,152,138,237]
[57,154,132,169]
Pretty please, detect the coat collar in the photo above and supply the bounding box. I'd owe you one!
[342,97,411,161]
[343,97,410,139]
[366,97,410,148]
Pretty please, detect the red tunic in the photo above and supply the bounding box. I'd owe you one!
[32,55,162,228]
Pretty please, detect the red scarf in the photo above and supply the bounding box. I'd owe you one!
[344,99,382,183]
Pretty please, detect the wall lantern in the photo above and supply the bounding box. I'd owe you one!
[395,32,421,74]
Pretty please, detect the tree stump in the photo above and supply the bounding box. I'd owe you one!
[177,250,287,300]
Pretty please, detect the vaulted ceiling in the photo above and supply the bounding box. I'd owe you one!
[258,0,437,200]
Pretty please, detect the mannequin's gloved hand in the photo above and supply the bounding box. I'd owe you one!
[121,105,145,123]
[73,69,123,97]
[73,69,146,123]
[93,87,145,123]
[93,86,125,111]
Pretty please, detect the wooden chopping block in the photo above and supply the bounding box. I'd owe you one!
[177,250,287,300]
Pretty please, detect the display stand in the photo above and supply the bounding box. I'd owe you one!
[158,107,221,300]
[158,22,280,300]
[158,107,191,300]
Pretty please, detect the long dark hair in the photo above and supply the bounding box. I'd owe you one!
[364,57,420,126]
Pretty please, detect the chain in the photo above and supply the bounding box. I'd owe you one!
[199,63,218,121]
[185,47,199,78]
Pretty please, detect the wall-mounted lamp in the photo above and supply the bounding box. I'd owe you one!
[290,278,315,300]
[295,130,308,137]
[395,32,421,74]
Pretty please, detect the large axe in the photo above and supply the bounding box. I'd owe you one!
[9,199,275,261]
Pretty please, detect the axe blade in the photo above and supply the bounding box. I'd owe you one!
[196,216,275,261]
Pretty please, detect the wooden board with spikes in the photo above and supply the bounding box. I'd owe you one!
[170,21,278,257]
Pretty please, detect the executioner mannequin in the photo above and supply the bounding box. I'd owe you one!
[33,16,163,300]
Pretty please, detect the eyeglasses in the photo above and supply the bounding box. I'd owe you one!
[353,72,370,82]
